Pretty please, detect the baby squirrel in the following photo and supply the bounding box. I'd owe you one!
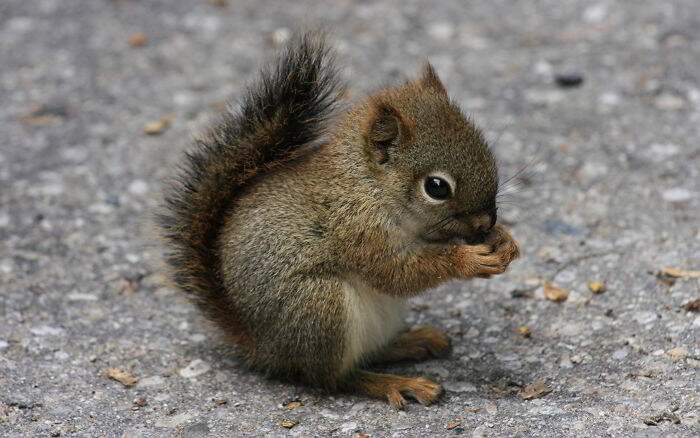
[159,33,519,408]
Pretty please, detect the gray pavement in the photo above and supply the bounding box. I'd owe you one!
[1,0,699,436]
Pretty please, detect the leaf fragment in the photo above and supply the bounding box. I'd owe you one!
[659,267,700,278]
[105,368,138,387]
[446,419,461,430]
[284,400,303,410]
[143,115,173,135]
[128,32,148,47]
[544,283,569,302]
[279,419,298,429]
[587,281,606,294]
[516,325,532,338]
[519,379,552,400]
[682,298,700,312]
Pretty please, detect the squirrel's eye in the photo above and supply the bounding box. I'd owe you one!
[424,176,451,200]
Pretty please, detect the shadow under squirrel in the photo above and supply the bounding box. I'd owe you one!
[158,33,520,408]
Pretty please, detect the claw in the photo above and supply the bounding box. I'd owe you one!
[353,371,443,409]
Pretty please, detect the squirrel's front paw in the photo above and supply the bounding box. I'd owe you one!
[485,224,520,264]
[454,224,520,278]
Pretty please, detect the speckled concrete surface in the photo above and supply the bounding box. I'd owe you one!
[1,1,699,437]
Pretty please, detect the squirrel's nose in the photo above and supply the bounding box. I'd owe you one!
[472,214,493,233]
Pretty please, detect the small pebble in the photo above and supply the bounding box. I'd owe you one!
[212,397,228,406]
[682,298,700,312]
[443,381,476,393]
[179,359,211,378]
[583,3,607,23]
[271,28,291,46]
[30,325,64,337]
[662,187,692,203]
[133,397,148,407]
[511,288,534,299]
[612,348,629,360]
[484,401,498,415]
[340,422,358,433]
[554,73,584,88]
[560,354,574,369]
[655,93,685,110]
[0,213,10,228]
[648,143,680,160]
[427,22,455,41]
[128,32,148,47]
[128,180,149,196]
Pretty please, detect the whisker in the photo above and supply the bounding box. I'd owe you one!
[499,153,541,190]
[409,214,456,246]
[424,215,454,237]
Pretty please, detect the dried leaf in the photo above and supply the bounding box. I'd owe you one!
[128,32,148,47]
[279,419,298,429]
[446,420,461,430]
[643,411,680,425]
[105,368,138,387]
[519,380,552,400]
[20,103,68,126]
[353,433,370,438]
[659,267,700,278]
[465,407,480,413]
[144,121,167,135]
[516,325,531,338]
[682,298,700,312]
[284,400,303,410]
[666,347,688,361]
[587,281,606,294]
[143,115,173,136]
[543,283,569,302]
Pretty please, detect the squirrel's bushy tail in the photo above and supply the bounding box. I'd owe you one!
[158,33,343,346]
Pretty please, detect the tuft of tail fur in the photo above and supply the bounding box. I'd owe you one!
[158,33,343,347]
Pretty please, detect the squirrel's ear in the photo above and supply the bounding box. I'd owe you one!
[364,101,410,164]
[419,63,447,96]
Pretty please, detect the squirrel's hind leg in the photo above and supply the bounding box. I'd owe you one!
[345,370,443,409]
[371,326,451,364]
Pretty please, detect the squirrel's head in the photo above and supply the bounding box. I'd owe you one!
[361,64,498,244]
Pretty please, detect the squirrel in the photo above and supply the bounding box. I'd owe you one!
[158,33,520,409]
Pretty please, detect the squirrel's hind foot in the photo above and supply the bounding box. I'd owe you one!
[349,371,443,409]
[373,326,451,364]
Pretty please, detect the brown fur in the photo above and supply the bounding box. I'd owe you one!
[373,326,452,363]
[159,33,520,406]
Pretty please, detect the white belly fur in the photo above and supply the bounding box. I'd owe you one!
[342,278,407,371]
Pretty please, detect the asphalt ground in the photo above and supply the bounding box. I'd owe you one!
[1,1,698,436]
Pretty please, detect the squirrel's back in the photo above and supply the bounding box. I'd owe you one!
[158,34,344,348]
